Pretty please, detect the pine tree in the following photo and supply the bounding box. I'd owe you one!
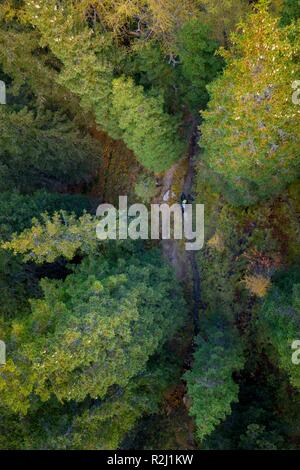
[257,268,300,390]
[0,106,101,191]
[0,191,94,319]
[0,240,187,445]
[112,77,185,172]
[185,315,244,443]
[25,0,185,173]
[200,3,300,205]
[176,20,223,110]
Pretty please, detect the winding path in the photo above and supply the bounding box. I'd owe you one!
[160,119,202,336]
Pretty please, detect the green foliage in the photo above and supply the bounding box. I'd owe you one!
[0,16,85,120]
[176,20,223,109]
[3,211,97,263]
[134,173,158,203]
[200,354,295,450]
[280,0,300,26]
[24,1,120,134]
[0,246,187,447]
[257,268,300,390]
[0,9,102,192]
[185,315,244,442]
[196,0,251,45]
[128,40,181,113]
[189,178,300,445]
[112,77,185,172]
[0,106,101,192]
[26,1,185,173]
[0,358,180,450]
[0,190,93,320]
[0,249,37,319]
[239,423,282,450]
[200,5,300,205]
[0,190,93,241]
[1,0,299,452]
[69,361,177,450]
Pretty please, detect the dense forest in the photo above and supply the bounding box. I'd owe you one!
[0,0,299,451]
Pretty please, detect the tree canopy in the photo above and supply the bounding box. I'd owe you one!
[200,4,300,205]
[0,0,299,452]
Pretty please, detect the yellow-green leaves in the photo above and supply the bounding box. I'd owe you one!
[26,0,185,173]
[200,5,300,205]
[0,249,187,426]
[3,212,97,263]
[112,77,185,172]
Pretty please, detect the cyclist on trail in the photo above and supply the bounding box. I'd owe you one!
[180,193,188,214]
[180,193,195,214]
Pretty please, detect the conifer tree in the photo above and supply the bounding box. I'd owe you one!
[25,0,185,172]
[200,3,300,205]
[185,315,244,443]
[257,269,300,390]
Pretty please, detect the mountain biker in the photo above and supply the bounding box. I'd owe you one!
[180,193,188,213]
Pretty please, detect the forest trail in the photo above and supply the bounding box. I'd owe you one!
[153,120,201,449]
[160,119,201,335]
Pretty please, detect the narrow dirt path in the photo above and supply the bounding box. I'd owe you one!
[154,119,202,449]
[184,121,202,336]
[160,119,202,336]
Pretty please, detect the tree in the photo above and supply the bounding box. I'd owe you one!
[196,0,251,45]
[25,0,185,173]
[125,40,181,115]
[0,190,94,320]
[176,20,223,110]
[0,11,85,119]
[69,359,179,450]
[0,356,181,449]
[27,251,184,403]
[257,268,300,390]
[0,105,101,192]
[238,423,283,450]
[112,77,184,172]
[0,218,186,448]
[0,190,93,241]
[3,211,98,264]
[185,315,244,443]
[65,0,200,50]
[0,7,102,192]
[280,0,300,26]
[200,4,300,205]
